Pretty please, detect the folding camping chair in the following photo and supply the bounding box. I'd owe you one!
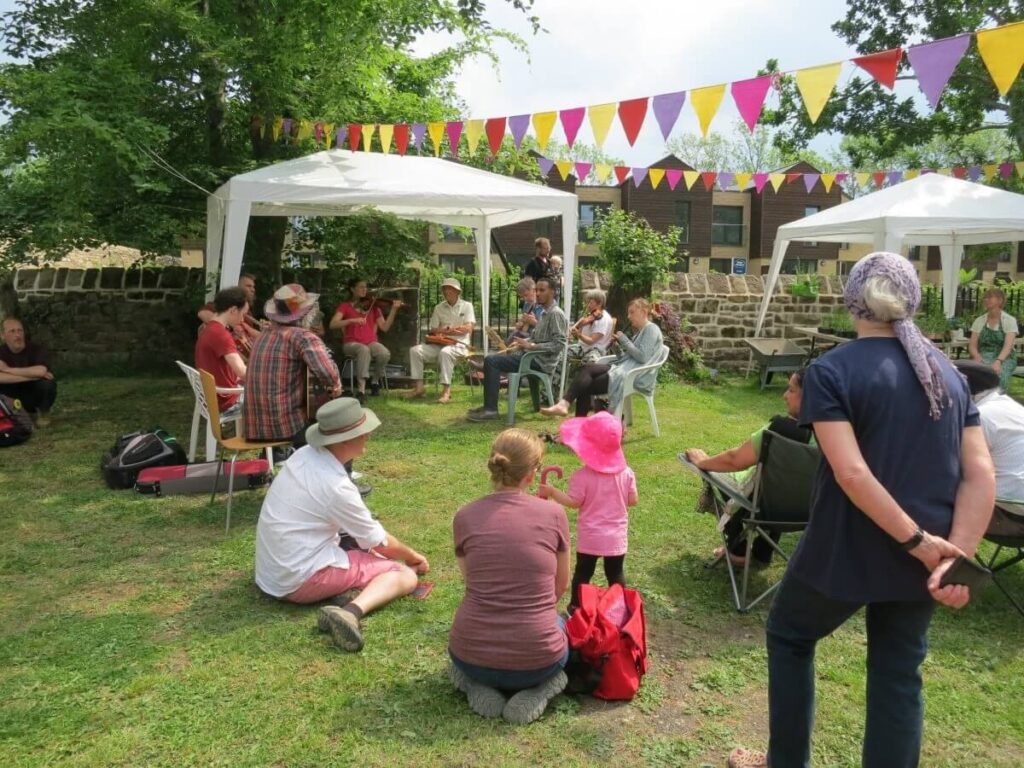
[679,430,820,612]
[977,501,1024,618]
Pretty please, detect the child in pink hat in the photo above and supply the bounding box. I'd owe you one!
[539,411,638,612]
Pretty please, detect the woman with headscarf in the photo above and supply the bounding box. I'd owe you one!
[967,286,1018,393]
[728,253,994,768]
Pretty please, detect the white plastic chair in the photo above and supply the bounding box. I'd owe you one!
[596,344,670,437]
[175,360,246,462]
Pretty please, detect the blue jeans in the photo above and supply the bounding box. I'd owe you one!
[483,352,536,410]
[766,573,935,768]
[449,617,569,691]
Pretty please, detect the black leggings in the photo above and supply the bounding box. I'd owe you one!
[569,553,625,609]
[563,364,611,417]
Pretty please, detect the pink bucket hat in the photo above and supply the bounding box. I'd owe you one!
[559,411,626,474]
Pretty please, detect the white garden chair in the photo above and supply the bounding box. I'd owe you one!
[175,360,249,463]
[596,344,670,437]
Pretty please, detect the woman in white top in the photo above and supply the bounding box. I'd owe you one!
[968,287,1018,392]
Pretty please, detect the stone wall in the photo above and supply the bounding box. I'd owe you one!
[7,266,205,372]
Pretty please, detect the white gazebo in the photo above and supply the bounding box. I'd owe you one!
[755,173,1024,335]
[205,149,579,349]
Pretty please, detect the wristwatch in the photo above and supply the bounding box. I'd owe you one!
[898,526,925,551]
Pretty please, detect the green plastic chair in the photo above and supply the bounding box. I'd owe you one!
[506,351,556,425]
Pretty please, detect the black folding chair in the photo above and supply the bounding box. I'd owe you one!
[680,430,820,612]
[978,501,1024,618]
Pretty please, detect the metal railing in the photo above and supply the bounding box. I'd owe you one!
[921,285,1024,319]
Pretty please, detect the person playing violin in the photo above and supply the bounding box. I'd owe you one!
[329,278,403,400]
[568,289,615,364]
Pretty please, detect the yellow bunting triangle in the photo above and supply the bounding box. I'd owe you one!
[378,124,394,154]
[297,120,313,142]
[554,160,573,181]
[691,84,726,137]
[588,103,617,148]
[976,22,1024,97]
[682,170,700,190]
[648,168,665,189]
[324,123,335,149]
[427,122,444,157]
[855,172,871,187]
[904,169,919,181]
[938,167,951,176]
[532,111,558,153]
[1017,161,1024,177]
[464,119,484,155]
[795,62,842,124]
[734,172,752,191]
[361,124,375,151]
[983,163,998,181]
[768,173,786,192]
[820,173,835,193]
[272,117,283,142]
[594,163,613,183]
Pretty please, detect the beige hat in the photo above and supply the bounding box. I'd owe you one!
[440,277,462,292]
[265,283,319,324]
[306,398,381,448]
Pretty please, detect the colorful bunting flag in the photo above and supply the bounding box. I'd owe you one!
[967,165,982,181]
[334,125,346,148]
[665,168,683,190]
[297,120,313,142]
[1017,161,1024,178]
[445,120,462,157]
[855,172,870,187]
[588,103,617,148]
[323,123,335,148]
[753,172,769,193]
[976,21,1024,96]
[904,169,919,181]
[983,163,998,181]
[872,171,887,186]
[718,171,736,190]
[795,62,843,123]
[485,117,506,157]
[632,167,649,187]
[906,33,971,109]
[594,163,613,183]
[820,173,835,192]
[394,123,409,156]
[735,172,752,191]
[559,107,586,148]
[648,168,666,189]
[411,123,426,150]
[272,117,283,142]
[347,123,361,151]
[701,171,717,191]
[683,170,700,190]
[509,114,530,148]
[618,98,649,146]
[532,111,558,153]
[887,170,903,185]
[852,48,903,89]
[464,119,484,155]
[785,173,801,184]
[554,160,573,181]
[613,166,630,185]
[952,166,967,179]
[691,84,726,137]
[282,118,293,139]
[1000,162,1014,179]
[803,173,820,193]
[427,122,444,157]
[768,173,786,192]
[378,123,394,155]
[652,91,686,140]
[731,75,772,132]
[574,162,593,181]
[361,124,375,152]
[537,156,554,176]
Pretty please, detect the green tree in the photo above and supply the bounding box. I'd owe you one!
[666,121,834,172]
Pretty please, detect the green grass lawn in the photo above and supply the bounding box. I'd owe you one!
[1,373,1022,767]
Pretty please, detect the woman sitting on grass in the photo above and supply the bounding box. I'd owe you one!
[447,429,570,724]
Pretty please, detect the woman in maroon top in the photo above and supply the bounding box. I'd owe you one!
[448,428,570,724]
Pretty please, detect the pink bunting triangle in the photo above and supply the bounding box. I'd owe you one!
[445,121,463,157]
[665,169,683,190]
[411,123,426,150]
[803,173,820,193]
[559,107,586,148]
[574,162,592,181]
[1000,162,1014,179]
[906,33,971,109]
[731,76,772,132]
[652,91,686,140]
[537,157,554,176]
[631,167,648,187]
[753,172,769,193]
[835,172,849,183]
[508,114,530,148]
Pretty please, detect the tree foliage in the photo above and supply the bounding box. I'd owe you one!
[666,121,834,172]
[591,208,681,314]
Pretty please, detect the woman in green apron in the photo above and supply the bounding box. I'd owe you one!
[969,287,1018,392]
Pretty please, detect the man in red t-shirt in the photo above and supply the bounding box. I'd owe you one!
[198,273,262,362]
[329,278,403,400]
[195,287,249,412]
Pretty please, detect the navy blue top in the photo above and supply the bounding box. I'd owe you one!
[792,337,979,602]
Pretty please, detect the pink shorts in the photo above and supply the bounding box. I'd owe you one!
[286,551,406,604]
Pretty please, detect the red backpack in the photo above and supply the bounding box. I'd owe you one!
[565,583,648,701]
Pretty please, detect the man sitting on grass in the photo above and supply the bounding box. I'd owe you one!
[0,317,57,427]
[255,398,430,653]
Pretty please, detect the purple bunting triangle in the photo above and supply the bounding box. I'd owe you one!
[411,123,426,149]
[731,75,773,133]
[718,172,736,190]
[537,156,554,176]
[651,91,686,140]
[906,33,970,109]
[509,114,530,148]
[1000,163,1014,179]
[967,165,982,181]
[753,172,769,193]
[574,162,592,180]
[803,173,820,193]
[665,169,683,190]
[887,171,903,185]
[560,107,586,148]
[335,126,348,147]
[631,167,648,187]
[281,118,292,137]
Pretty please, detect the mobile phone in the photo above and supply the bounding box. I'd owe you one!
[938,556,992,590]
[411,582,434,600]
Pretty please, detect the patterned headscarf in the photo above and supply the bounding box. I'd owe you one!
[844,252,951,420]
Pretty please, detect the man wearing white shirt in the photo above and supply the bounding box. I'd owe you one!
[407,277,476,403]
[255,398,430,652]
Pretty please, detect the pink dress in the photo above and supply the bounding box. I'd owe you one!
[568,466,638,556]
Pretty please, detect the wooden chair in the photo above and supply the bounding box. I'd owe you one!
[199,369,291,531]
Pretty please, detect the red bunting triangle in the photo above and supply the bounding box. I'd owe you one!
[348,123,362,151]
[785,173,801,184]
[872,171,887,186]
[613,166,631,185]
[485,117,506,158]
[701,172,717,191]
[617,98,648,147]
[952,166,968,178]
[852,48,903,90]
[394,124,409,156]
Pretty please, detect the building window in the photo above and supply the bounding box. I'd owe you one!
[802,206,820,247]
[907,246,921,261]
[578,202,612,243]
[780,259,818,275]
[712,206,744,245]
[709,257,734,274]
[673,255,690,273]
[674,200,690,243]
[838,261,856,276]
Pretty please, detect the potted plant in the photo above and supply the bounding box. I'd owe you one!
[914,307,949,342]
[818,308,852,336]
[789,270,821,299]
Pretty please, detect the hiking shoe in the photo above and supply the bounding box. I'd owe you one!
[448,661,506,718]
[318,606,365,652]
[502,669,567,725]
[466,408,500,422]
[325,589,362,608]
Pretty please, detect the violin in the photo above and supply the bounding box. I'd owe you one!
[355,291,403,314]
[571,308,605,332]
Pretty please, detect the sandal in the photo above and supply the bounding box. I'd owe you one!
[727,747,767,768]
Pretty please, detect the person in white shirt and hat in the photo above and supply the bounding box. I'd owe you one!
[254,397,430,653]
[407,277,476,404]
